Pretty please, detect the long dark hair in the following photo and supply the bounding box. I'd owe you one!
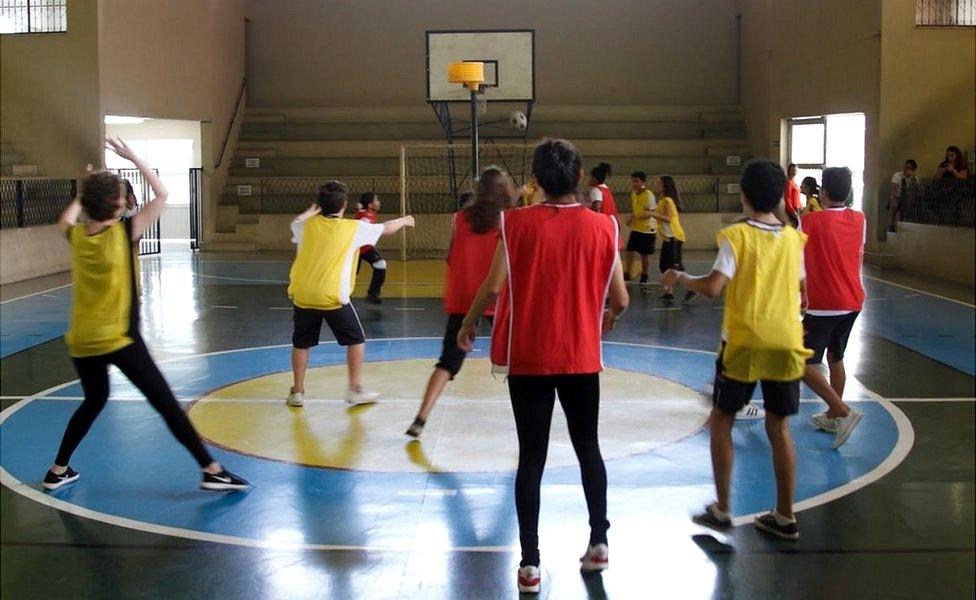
[465,166,515,234]
[660,175,682,212]
[800,176,819,197]
[945,145,967,171]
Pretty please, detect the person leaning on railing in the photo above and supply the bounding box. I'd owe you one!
[934,145,970,180]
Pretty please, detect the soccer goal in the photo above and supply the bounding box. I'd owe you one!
[397,143,532,259]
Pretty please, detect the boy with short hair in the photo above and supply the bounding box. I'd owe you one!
[663,158,812,541]
[801,166,865,448]
[286,180,415,407]
[354,192,387,304]
[624,171,657,284]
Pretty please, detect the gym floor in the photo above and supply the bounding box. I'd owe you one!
[1,251,973,599]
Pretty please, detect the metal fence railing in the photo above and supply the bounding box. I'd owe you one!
[189,167,202,250]
[256,176,400,215]
[0,177,75,229]
[115,168,161,255]
[0,0,68,34]
[901,177,975,227]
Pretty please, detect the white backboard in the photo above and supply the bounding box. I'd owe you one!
[426,30,535,102]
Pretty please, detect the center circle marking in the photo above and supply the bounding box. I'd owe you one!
[189,357,710,472]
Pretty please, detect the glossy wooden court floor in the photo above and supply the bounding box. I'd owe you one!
[1,251,973,599]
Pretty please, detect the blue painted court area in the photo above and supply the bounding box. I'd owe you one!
[0,287,72,358]
[861,277,976,376]
[1,341,903,548]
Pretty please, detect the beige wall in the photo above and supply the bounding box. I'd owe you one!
[880,0,976,178]
[890,223,976,285]
[739,0,884,249]
[98,0,247,247]
[0,0,102,177]
[0,225,72,284]
[244,0,740,107]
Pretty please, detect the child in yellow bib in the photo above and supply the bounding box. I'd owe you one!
[663,158,811,542]
[624,171,657,284]
[44,137,248,493]
[286,180,415,408]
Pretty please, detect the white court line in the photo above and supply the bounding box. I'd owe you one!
[394,308,426,312]
[268,307,292,310]
[863,274,975,308]
[0,282,72,305]
[653,307,684,312]
[0,340,925,552]
[210,305,238,309]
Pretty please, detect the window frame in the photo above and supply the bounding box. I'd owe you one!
[0,0,68,35]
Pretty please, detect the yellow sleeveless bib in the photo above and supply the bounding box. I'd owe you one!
[288,217,359,310]
[717,222,812,382]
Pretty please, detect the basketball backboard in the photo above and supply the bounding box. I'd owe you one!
[426,30,535,102]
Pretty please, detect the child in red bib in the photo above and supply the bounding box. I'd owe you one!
[405,169,516,438]
[458,139,629,593]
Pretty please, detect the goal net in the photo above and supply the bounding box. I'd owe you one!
[398,143,532,259]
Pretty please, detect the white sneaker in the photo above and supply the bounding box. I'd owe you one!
[736,403,765,420]
[810,411,841,433]
[286,389,304,407]
[344,387,380,406]
[832,409,863,448]
[580,543,609,572]
[517,565,541,593]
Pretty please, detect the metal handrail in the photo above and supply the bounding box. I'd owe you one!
[214,77,247,169]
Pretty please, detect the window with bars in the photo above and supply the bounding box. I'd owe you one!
[916,0,976,26]
[0,0,66,34]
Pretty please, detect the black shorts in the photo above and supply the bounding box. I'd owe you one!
[292,304,365,348]
[803,312,859,364]
[626,231,656,255]
[713,344,800,416]
[436,313,492,378]
[659,238,684,273]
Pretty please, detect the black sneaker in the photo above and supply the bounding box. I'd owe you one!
[639,273,649,285]
[405,417,425,438]
[43,466,80,491]
[201,469,250,491]
[660,293,675,301]
[365,294,382,305]
[754,512,799,540]
[692,503,732,532]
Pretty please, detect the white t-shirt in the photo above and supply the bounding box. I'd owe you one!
[711,220,806,280]
[890,171,916,198]
[290,217,384,305]
[588,187,603,206]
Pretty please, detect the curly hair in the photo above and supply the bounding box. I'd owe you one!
[465,166,515,234]
[82,171,123,222]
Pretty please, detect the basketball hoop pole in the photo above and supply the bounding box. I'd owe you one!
[470,88,479,184]
[447,61,486,187]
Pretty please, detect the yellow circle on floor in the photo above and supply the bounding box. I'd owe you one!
[188,358,709,473]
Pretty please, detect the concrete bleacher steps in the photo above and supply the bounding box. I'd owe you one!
[210,105,750,249]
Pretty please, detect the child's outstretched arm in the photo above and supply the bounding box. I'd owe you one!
[381,215,415,236]
[663,269,728,299]
[58,197,83,235]
[106,137,167,240]
[58,163,93,235]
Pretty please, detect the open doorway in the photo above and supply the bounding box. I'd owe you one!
[788,113,866,210]
[104,116,201,250]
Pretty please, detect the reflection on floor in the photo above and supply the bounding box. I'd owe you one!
[0,251,973,599]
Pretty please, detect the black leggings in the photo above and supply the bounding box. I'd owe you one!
[357,248,387,297]
[508,374,609,567]
[55,338,214,468]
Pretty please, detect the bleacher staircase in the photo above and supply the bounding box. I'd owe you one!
[213,105,752,252]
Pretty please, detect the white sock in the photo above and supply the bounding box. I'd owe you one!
[772,510,795,525]
[710,502,731,521]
